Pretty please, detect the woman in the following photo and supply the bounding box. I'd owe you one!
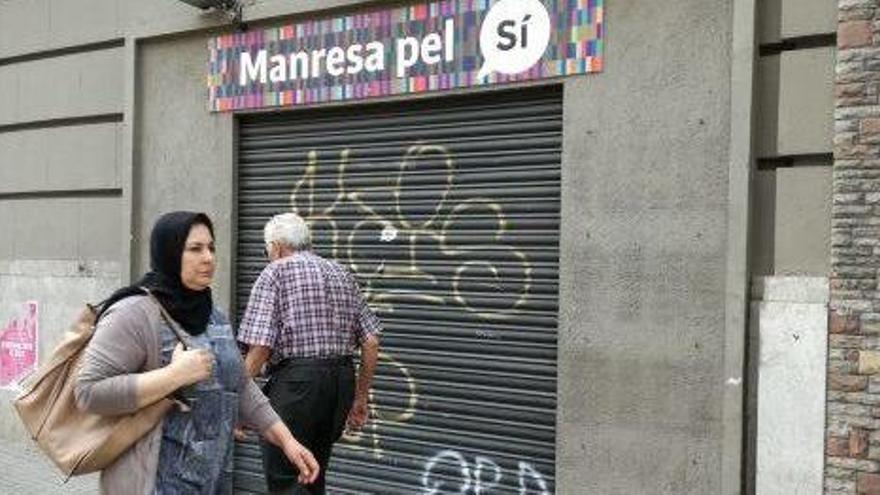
[75,211,319,493]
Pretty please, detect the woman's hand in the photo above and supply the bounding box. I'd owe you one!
[263,420,321,484]
[282,438,320,484]
[169,343,214,386]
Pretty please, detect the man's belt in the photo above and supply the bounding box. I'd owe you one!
[268,355,353,374]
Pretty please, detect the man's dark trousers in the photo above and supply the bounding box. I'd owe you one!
[261,357,356,494]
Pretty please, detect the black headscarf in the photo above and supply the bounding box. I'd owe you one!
[98,211,215,335]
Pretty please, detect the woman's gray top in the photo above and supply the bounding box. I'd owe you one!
[75,295,280,494]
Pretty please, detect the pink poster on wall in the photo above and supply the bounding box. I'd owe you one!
[0,301,38,389]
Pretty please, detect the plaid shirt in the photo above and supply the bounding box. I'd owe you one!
[237,251,381,361]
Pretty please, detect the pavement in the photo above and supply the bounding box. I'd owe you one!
[0,442,98,494]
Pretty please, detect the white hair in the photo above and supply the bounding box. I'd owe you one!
[264,213,311,250]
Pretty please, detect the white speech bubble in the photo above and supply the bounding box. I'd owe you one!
[477,0,551,80]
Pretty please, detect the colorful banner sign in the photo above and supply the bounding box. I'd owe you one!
[0,301,38,390]
[208,0,603,112]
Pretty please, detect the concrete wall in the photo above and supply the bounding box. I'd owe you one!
[748,2,835,492]
[774,165,832,275]
[757,48,835,158]
[753,0,834,279]
[0,261,120,444]
[0,0,382,59]
[0,123,123,194]
[0,48,123,125]
[751,164,832,277]
[759,0,837,45]
[751,170,777,276]
[558,0,733,492]
[756,46,835,158]
[134,35,235,312]
[778,48,835,156]
[751,277,828,495]
[0,0,130,451]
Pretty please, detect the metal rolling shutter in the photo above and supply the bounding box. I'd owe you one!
[234,86,561,494]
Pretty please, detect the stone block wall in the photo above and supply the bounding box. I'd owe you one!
[828,2,880,493]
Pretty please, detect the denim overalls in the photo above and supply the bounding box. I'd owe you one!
[154,309,241,494]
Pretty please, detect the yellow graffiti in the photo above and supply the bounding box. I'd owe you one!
[393,144,455,230]
[290,149,349,259]
[340,352,418,459]
[289,143,533,320]
[289,142,533,459]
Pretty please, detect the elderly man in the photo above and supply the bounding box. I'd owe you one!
[238,212,381,494]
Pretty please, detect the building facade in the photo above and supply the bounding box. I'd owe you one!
[0,0,841,493]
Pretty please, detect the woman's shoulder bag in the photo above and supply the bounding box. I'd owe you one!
[12,294,185,478]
